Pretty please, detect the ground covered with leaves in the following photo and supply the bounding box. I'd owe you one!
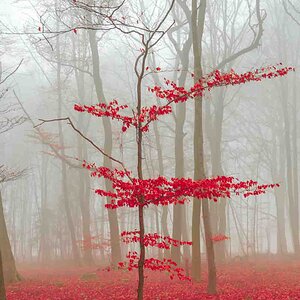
[6,258,300,299]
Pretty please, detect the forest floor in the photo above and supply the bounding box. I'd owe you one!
[6,257,300,299]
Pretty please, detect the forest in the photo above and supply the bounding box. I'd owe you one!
[0,0,299,299]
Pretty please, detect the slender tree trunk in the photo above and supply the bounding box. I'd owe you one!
[272,133,287,255]
[136,51,147,300]
[39,152,50,263]
[280,79,299,254]
[191,0,203,282]
[191,1,216,292]
[209,88,226,262]
[55,16,81,263]
[73,35,94,266]
[172,64,190,265]
[153,122,169,247]
[0,250,6,300]
[292,73,299,255]
[88,29,122,266]
[76,97,94,266]
[0,191,19,283]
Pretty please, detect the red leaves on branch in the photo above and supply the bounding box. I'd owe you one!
[116,251,191,281]
[74,100,172,132]
[149,65,295,103]
[121,230,192,249]
[211,234,230,242]
[74,65,294,131]
[83,161,278,209]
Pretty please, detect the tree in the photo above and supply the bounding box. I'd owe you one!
[0,57,25,298]
[34,1,294,298]
[39,64,293,300]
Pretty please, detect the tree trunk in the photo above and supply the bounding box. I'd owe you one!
[191,0,217,293]
[280,79,299,254]
[88,29,121,266]
[55,14,81,263]
[272,131,287,255]
[0,250,6,300]
[153,122,169,247]
[39,152,50,263]
[209,88,226,262]
[73,35,94,266]
[0,191,19,283]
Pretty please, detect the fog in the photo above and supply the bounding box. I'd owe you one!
[0,0,299,299]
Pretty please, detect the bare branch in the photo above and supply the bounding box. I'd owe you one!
[0,59,24,85]
[35,116,131,177]
[215,0,265,70]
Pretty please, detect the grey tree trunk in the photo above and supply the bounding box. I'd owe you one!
[271,131,287,255]
[191,0,217,294]
[55,12,81,263]
[39,152,50,263]
[88,29,121,266]
[280,79,299,254]
[0,191,19,283]
[0,250,6,300]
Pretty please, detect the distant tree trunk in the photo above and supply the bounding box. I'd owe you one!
[191,0,216,293]
[191,0,203,282]
[171,39,191,266]
[280,79,299,254]
[88,29,121,266]
[0,191,19,283]
[153,122,169,239]
[55,8,81,263]
[209,88,226,262]
[78,153,94,265]
[39,152,50,263]
[0,250,6,300]
[291,73,299,255]
[271,131,287,255]
[75,77,94,265]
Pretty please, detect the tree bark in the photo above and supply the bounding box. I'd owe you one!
[55,14,81,263]
[191,0,217,294]
[0,191,19,283]
[280,78,299,254]
[0,250,6,300]
[88,29,122,266]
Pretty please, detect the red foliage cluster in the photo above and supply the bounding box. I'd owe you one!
[149,65,294,102]
[117,251,190,281]
[121,230,192,249]
[211,234,230,242]
[74,66,294,132]
[83,162,278,209]
[74,99,172,132]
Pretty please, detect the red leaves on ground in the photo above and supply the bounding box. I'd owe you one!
[7,259,300,299]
